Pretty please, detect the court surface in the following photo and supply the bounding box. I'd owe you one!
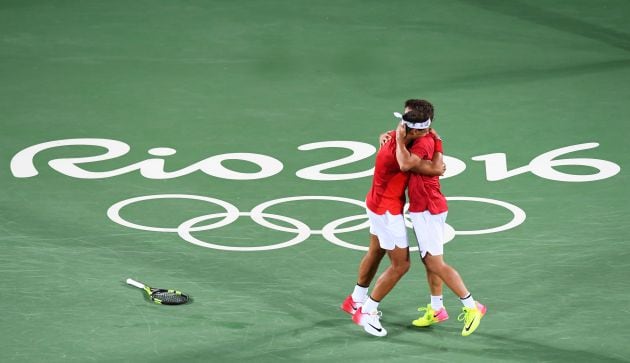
[1,1,629,362]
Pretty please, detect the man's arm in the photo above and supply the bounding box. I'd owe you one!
[394,123,445,176]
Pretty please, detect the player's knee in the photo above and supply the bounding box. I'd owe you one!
[366,246,384,258]
[424,257,445,273]
[402,259,411,273]
[392,260,410,276]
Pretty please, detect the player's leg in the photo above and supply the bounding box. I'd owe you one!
[352,212,409,337]
[411,211,486,335]
[412,261,450,327]
[358,234,387,287]
[342,234,385,315]
[423,253,469,299]
[410,211,449,327]
[423,253,486,336]
[426,267,444,311]
[353,245,409,337]
[427,270,443,297]
[365,212,410,302]
[370,246,411,301]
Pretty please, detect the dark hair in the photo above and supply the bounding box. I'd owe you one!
[404,99,434,121]
[402,110,428,123]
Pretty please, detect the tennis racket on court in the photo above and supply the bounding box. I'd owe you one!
[126,278,189,305]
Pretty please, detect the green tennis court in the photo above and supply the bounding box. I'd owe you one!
[2,1,629,362]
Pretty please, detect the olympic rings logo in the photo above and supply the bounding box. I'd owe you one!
[107,194,527,252]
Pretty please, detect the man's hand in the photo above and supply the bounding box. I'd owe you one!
[395,122,407,143]
[379,132,392,146]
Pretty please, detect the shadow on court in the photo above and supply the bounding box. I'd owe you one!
[462,0,630,52]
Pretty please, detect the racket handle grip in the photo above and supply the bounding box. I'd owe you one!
[126,278,145,289]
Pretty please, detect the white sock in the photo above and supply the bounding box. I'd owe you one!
[362,296,380,313]
[351,284,368,303]
[430,295,444,310]
[460,294,476,309]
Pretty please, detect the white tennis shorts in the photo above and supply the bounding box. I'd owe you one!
[409,211,448,258]
[366,209,409,250]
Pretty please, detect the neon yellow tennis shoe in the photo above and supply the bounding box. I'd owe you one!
[457,302,487,336]
[412,304,449,327]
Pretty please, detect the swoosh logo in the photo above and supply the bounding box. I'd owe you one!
[465,316,477,331]
[368,323,383,332]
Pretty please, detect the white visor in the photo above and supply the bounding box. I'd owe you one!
[393,112,431,129]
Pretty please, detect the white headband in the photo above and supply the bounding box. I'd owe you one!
[393,112,431,130]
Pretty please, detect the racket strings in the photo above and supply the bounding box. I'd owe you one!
[152,290,188,305]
